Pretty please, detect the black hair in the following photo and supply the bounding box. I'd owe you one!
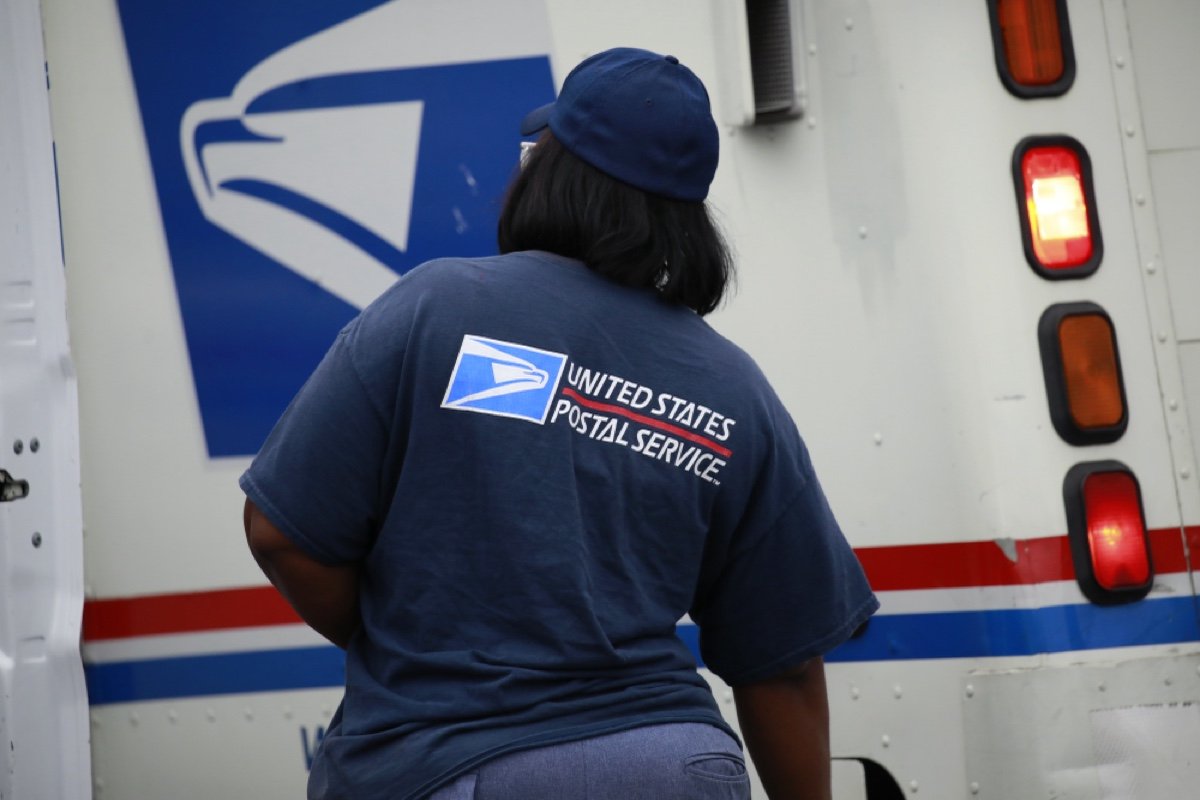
[497,132,734,316]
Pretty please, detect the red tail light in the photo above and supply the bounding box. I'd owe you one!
[1064,462,1152,604]
[1013,136,1103,278]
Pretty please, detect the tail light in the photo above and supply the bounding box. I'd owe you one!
[1038,303,1128,445]
[987,0,1076,97]
[1013,136,1102,278]
[1064,462,1153,604]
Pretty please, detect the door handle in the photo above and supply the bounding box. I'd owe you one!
[0,469,29,501]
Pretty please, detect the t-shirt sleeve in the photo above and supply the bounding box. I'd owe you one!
[691,429,878,686]
[239,322,391,565]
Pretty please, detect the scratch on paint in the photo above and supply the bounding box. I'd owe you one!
[458,164,479,195]
[452,207,469,235]
[994,537,1018,563]
[993,394,1026,402]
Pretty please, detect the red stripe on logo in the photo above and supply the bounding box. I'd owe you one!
[560,386,733,458]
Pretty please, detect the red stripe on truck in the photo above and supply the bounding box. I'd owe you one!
[82,527,1196,640]
[856,527,1191,592]
[83,585,300,641]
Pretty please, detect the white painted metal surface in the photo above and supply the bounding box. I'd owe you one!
[1126,0,1200,513]
[1091,700,1200,800]
[27,0,1200,797]
[0,0,90,797]
[964,652,1200,799]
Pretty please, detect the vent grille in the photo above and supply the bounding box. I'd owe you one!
[746,0,797,117]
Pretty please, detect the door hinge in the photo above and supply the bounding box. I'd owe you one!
[0,469,29,501]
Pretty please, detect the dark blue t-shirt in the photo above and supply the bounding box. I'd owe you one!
[240,251,877,799]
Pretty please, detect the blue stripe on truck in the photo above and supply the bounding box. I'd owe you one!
[86,596,1199,705]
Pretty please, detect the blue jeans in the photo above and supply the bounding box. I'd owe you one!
[426,722,750,799]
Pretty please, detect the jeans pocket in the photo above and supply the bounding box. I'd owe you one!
[682,752,749,783]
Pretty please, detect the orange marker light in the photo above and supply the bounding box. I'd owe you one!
[1039,303,1127,445]
[1064,462,1152,604]
[1058,314,1124,429]
[997,0,1065,84]
[988,0,1075,97]
[1014,137,1102,278]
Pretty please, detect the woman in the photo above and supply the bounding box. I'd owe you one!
[243,47,877,799]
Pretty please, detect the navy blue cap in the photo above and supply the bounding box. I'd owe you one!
[520,47,719,201]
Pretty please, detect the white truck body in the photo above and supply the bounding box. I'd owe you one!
[2,0,1197,797]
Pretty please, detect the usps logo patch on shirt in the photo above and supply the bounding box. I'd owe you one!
[442,335,568,424]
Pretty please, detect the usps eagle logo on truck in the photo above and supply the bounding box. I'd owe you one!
[116,0,555,456]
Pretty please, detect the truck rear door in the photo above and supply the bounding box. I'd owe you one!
[0,0,91,796]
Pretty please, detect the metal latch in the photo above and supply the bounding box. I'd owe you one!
[0,469,29,501]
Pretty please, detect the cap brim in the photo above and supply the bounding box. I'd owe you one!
[520,102,554,136]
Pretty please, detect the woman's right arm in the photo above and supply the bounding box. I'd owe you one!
[732,656,831,800]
